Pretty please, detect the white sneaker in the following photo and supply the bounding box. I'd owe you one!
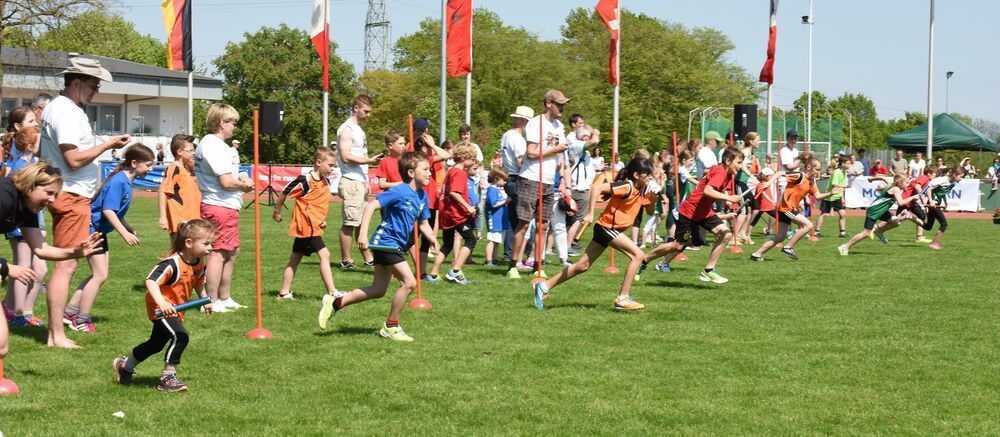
[220,298,245,309]
[837,245,849,256]
[208,301,230,313]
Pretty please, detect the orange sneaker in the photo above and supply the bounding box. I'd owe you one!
[614,296,645,311]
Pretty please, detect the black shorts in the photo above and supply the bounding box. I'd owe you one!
[633,210,644,228]
[292,236,326,256]
[674,214,725,247]
[593,224,626,247]
[864,211,893,230]
[441,219,476,256]
[820,199,845,213]
[372,248,406,266]
[899,204,927,221]
[777,211,799,224]
[94,236,110,255]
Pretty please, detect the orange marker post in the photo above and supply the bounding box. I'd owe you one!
[532,115,546,285]
[408,114,431,309]
[0,359,20,395]
[247,110,273,340]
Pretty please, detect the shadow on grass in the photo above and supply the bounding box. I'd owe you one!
[539,302,601,310]
[9,325,49,345]
[641,280,714,290]
[131,284,146,292]
[313,326,374,337]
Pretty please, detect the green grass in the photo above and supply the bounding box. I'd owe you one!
[1,196,999,434]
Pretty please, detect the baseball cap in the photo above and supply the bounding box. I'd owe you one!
[58,56,113,83]
[413,118,430,132]
[705,131,724,142]
[786,129,799,138]
[544,89,570,104]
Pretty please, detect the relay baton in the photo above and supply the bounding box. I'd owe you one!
[369,244,404,254]
[575,221,592,240]
[154,297,212,317]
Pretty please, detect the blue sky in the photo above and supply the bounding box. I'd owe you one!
[119,0,1000,121]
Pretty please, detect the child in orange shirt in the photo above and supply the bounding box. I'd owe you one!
[112,219,215,392]
[272,148,338,299]
[751,152,840,261]
[533,157,657,311]
[157,134,201,237]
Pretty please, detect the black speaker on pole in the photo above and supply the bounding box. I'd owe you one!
[733,104,758,141]
[260,101,284,135]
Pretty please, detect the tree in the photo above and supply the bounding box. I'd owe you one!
[213,24,356,164]
[32,11,167,67]
[829,92,881,150]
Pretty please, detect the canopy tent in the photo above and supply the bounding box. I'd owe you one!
[887,113,999,152]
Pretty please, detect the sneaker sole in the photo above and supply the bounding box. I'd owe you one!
[614,305,644,310]
[699,275,728,284]
[782,251,799,261]
[318,299,335,330]
[378,330,414,342]
[112,358,129,385]
[157,385,188,393]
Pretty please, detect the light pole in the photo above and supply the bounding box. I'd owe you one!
[945,71,954,113]
[838,108,853,151]
[802,2,814,143]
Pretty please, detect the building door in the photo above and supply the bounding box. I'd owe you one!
[139,105,160,136]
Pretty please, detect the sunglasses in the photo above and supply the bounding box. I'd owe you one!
[42,165,62,176]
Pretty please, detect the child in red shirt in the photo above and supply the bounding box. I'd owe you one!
[376,130,406,190]
[639,148,744,284]
[427,143,478,285]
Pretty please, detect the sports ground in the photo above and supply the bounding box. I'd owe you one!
[1,196,998,434]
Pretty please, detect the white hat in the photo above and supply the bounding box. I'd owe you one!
[762,167,775,176]
[58,56,113,83]
[510,106,534,120]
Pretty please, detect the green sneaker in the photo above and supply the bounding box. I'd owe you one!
[698,269,729,284]
[318,293,336,330]
[379,323,414,342]
[507,267,521,279]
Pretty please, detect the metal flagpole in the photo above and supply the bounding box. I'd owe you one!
[766,85,773,157]
[604,3,621,274]
[465,0,472,126]
[925,0,935,159]
[805,0,813,143]
[439,0,448,143]
[322,0,330,148]
[187,71,193,134]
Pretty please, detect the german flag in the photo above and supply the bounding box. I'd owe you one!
[161,0,192,71]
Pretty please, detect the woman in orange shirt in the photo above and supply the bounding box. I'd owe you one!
[532,157,657,311]
[751,152,841,261]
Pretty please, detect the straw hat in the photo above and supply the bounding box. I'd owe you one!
[510,106,534,120]
[57,56,113,83]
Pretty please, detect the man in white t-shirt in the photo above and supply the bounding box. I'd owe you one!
[500,106,533,234]
[39,57,130,348]
[697,131,722,177]
[779,129,801,172]
[508,90,570,278]
[909,152,926,178]
[336,95,381,269]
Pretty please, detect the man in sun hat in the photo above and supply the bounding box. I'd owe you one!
[39,55,132,348]
[499,106,534,272]
[697,130,723,177]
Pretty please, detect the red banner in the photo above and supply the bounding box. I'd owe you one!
[446,0,472,77]
[254,165,307,192]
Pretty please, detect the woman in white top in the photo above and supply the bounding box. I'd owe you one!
[194,103,254,312]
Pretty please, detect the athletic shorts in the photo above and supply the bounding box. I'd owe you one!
[864,211,894,230]
[515,180,555,223]
[292,236,326,256]
[778,210,799,224]
[50,192,91,248]
[593,224,626,247]
[820,199,845,213]
[200,203,241,251]
[487,231,505,244]
[372,248,406,266]
[674,214,725,247]
[567,190,590,227]
[339,178,368,227]
[899,204,928,222]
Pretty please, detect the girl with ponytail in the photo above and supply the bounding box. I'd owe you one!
[64,145,155,333]
[3,127,49,327]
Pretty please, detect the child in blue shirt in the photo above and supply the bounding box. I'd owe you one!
[318,151,438,342]
[64,145,155,333]
[3,127,48,327]
[484,167,511,267]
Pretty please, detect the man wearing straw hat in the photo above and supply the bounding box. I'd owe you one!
[39,56,131,348]
[500,105,532,276]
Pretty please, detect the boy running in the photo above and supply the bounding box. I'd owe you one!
[837,174,920,256]
[318,152,437,341]
[427,144,478,285]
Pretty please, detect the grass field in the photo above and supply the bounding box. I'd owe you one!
[1,196,998,435]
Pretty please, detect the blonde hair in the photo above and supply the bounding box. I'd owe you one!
[11,161,63,194]
[452,142,477,162]
[206,103,239,134]
[169,219,217,257]
[742,132,759,148]
[632,148,651,160]
[314,146,335,161]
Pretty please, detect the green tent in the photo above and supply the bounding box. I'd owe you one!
[887,113,999,152]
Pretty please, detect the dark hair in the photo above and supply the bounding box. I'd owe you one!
[488,167,509,183]
[169,219,217,256]
[64,73,90,88]
[30,93,53,110]
[385,129,403,146]
[352,94,373,109]
[858,148,867,155]
[397,151,427,183]
[720,147,742,165]
[92,145,156,201]
[569,114,584,125]
[458,123,471,136]
[169,134,196,158]
[616,157,653,183]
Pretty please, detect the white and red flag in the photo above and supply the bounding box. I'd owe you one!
[759,0,779,84]
[310,0,329,90]
[595,0,620,85]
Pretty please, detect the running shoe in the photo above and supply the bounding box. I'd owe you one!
[567,247,582,257]
[506,268,521,279]
[928,243,943,250]
[340,260,357,270]
[561,260,573,267]
[687,245,701,251]
[220,298,245,309]
[422,274,440,283]
[839,231,848,238]
[837,245,849,256]
[11,314,45,327]
[2,302,14,320]
[875,231,889,245]
[533,281,548,310]
[636,262,649,277]
[515,262,532,272]
[157,374,188,392]
[62,313,77,326]
[780,247,799,260]
[656,263,672,273]
[71,317,96,333]
[814,231,823,237]
[363,260,375,268]
[483,261,499,267]
[915,237,933,244]
[318,293,337,330]
[699,269,729,284]
[209,302,230,313]
[445,270,471,285]
[276,292,295,300]
[112,356,133,385]
[535,269,548,279]
[379,323,414,342]
[749,254,765,262]
[614,296,645,310]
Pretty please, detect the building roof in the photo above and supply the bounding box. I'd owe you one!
[2,46,222,84]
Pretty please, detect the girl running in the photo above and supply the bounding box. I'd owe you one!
[751,152,840,261]
[533,157,657,311]
[64,145,155,333]
[923,166,963,250]
[113,219,215,392]
[837,174,920,256]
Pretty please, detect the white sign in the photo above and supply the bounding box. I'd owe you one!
[844,177,980,212]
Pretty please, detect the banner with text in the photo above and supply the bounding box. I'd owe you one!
[844,177,980,212]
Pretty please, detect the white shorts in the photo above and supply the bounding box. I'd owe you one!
[487,231,504,244]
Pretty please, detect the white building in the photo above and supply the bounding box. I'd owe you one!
[2,47,222,160]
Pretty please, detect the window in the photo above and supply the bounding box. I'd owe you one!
[2,98,18,125]
[84,104,122,133]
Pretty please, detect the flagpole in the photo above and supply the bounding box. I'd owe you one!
[925,0,935,159]
[439,0,447,143]
[464,0,472,126]
[187,71,193,134]
[805,0,813,143]
[604,2,621,275]
[322,0,330,148]
[766,85,773,157]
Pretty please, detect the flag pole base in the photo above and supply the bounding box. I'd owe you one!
[603,266,620,274]
[246,327,273,340]
[0,379,20,395]
[674,253,689,262]
[807,236,821,242]
[729,245,744,254]
[409,298,432,310]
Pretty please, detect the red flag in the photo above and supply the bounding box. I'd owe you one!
[161,0,192,71]
[446,0,472,78]
[596,0,620,85]
[310,0,330,90]
[759,0,779,84]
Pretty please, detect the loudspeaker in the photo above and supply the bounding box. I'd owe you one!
[733,104,758,141]
[260,101,284,134]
